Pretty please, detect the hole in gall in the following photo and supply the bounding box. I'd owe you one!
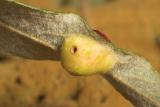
[71,46,78,54]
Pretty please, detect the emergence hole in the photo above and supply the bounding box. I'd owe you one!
[71,46,78,54]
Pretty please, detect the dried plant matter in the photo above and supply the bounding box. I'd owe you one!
[0,0,160,107]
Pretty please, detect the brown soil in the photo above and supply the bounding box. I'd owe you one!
[0,0,159,107]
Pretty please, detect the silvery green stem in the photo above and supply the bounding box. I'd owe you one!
[0,0,100,60]
[103,50,160,107]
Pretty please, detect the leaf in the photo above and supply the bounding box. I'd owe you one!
[0,0,96,60]
[103,53,160,107]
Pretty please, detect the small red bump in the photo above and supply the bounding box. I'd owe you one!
[94,30,111,42]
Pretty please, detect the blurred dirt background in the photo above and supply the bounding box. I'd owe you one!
[0,0,160,107]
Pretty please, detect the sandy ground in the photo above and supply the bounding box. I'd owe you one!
[0,0,159,107]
